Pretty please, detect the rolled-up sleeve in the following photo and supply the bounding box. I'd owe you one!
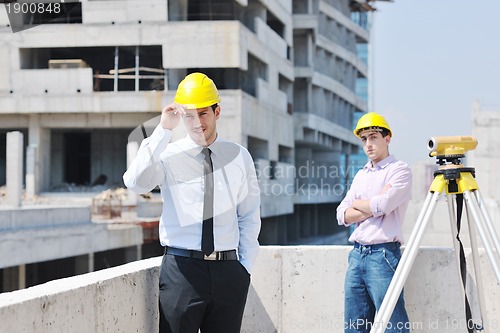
[336,175,360,226]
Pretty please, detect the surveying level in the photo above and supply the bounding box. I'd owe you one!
[428,136,478,158]
[371,136,500,333]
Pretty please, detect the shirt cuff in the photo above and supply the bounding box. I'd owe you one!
[369,196,384,217]
[239,258,252,274]
[337,206,348,226]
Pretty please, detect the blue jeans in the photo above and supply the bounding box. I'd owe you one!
[344,242,410,333]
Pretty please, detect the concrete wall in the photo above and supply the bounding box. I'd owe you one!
[11,68,93,95]
[0,222,143,269]
[0,205,143,269]
[0,205,90,230]
[0,246,498,333]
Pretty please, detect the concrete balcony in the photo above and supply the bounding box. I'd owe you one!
[0,205,143,269]
[0,246,498,332]
[318,1,369,42]
[11,68,94,95]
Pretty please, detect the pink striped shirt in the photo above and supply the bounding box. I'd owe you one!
[336,155,412,245]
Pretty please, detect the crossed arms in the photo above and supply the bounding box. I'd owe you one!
[343,183,393,225]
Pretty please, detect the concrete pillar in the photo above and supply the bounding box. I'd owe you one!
[126,141,139,204]
[18,265,26,290]
[26,144,37,198]
[89,252,94,272]
[27,114,50,195]
[6,131,23,207]
[136,245,142,261]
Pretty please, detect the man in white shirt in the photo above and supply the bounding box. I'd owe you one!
[123,72,261,333]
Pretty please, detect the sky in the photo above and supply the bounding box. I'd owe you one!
[370,0,500,166]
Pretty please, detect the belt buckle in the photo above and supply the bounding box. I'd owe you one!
[204,252,218,261]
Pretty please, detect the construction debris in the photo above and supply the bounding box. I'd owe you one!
[92,188,128,219]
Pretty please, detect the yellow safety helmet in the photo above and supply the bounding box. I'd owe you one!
[174,72,220,109]
[353,112,392,138]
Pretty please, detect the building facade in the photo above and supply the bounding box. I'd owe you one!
[0,0,376,291]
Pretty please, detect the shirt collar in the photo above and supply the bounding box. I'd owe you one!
[364,154,395,170]
[181,133,222,158]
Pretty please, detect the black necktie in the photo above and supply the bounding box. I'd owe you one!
[201,148,214,256]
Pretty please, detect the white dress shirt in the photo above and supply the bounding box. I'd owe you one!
[123,124,261,273]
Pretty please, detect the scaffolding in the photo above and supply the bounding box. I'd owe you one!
[92,46,166,92]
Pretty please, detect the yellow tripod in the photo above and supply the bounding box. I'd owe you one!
[371,137,500,333]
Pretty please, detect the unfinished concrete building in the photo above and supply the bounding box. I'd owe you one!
[470,102,500,222]
[0,0,375,291]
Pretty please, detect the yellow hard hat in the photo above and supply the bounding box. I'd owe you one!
[174,72,220,109]
[353,112,392,138]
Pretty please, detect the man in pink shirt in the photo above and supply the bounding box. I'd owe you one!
[337,112,412,333]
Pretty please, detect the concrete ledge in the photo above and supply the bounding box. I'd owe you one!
[0,246,498,333]
[0,223,143,269]
[246,246,499,332]
[0,205,91,230]
[0,257,160,332]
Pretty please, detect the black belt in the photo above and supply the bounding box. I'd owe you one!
[164,246,238,261]
[354,241,400,250]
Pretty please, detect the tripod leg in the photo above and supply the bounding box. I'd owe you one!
[447,194,461,256]
[370,191,441,333]
[475,190,500,261]
[464,190,500,283]
[464,198,489,332]
[446,194,486,332]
